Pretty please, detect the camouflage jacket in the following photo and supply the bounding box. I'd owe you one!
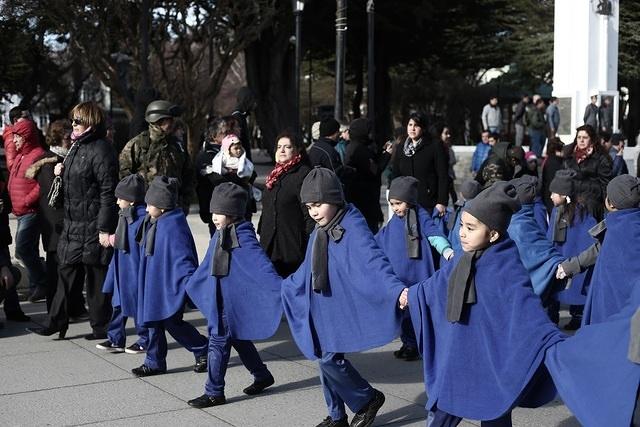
[119,130,195,211]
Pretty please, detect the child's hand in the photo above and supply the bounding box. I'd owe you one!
[398,288,409,309]
[443,248,454,261]
[556,264,566,280]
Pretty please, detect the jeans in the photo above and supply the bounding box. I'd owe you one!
[14,213,47,292]
[107,305,149,348]
[515,123,525,147]
[529,129,546,157]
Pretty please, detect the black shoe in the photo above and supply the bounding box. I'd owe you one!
[403,346,420,362]
[563,317,582,331]
[350,389,385,427]
[131,364,166,377]
[393,344,408,359]
[84,332,107,341]
[193,355,208,373]
[69,312,90,323]
[187,393,226,408]
[28,287,47,303]
[96,340,125,353]
[26,326,67,340]
[243,374,275,395]
[125,343,146,354]
[5,312,31,322]
[316,416,349,427]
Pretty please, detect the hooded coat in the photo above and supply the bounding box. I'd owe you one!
[7,120,45,216]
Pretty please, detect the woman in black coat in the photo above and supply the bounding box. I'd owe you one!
[29,101,118,339]
[258,131,314,277]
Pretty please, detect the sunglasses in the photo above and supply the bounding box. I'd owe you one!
[71,118,84,126]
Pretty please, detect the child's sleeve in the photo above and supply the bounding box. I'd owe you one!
[427,235,454,259]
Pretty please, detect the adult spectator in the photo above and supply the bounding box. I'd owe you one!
[7,119,48,302]
[392,112,448,215]
[514,94,530,146]
[119,100,195,213]
[527,98,547,157]
[601,132,628,177]
[547,96,560,137]
[307,118,344,178]
[563,124,612,220]
[231,87,256,160]
[583,94,599,129]
[3,105,33,172]
[335,123,349,164]
[258,131,314,277]
[28,101,118,340]
[541,137,565,213]
[599,96,614,134]
[437,125,457,204]
[345,118,390,232]
[481,96,502,134]
[475,140,521,189]
[471,130,493,175]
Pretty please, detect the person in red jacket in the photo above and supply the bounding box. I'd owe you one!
[8,119,48,302]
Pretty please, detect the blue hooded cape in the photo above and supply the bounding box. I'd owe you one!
[545,283,640,427]
[508,204,565,296]
[282,204,405,360]
[533,196,549,234]
[137,209,198,325]
[408,237,565,420]
[546,206,597,305]
[583,208,640,325]
[375,206,443,285]
[186,221,283,340]
[102,204,147,317]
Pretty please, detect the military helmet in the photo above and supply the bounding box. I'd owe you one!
[145,100,181,124]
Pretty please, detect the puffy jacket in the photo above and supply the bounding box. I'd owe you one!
[8,120,45,216]
[58,126,118,266]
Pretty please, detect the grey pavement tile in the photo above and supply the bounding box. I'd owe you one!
[82,408,229,427]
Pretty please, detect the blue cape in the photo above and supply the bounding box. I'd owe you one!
[508,204,565,296]
[375,206,443,285]
[533,196,549,234]
[546,206,597,305]
[102,204,146,317]
[137,209,198,325]
[408,237,565,420]
[545,283,640,427]
[583,208,640,325]
[282,204,405,360]
[186,221,283,340]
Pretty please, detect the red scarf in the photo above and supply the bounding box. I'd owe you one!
[265,154,302,190]
[573,145,593,164]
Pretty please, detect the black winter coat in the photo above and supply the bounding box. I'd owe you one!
[258,162,314,277]
[58,129,118,266]
[392,138,449,210]
[195,143,221,224]
[308,138,343,176]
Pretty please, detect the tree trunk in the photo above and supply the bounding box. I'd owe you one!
[130,0,155,138]
[373,45,391,146]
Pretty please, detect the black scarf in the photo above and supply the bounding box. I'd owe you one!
[551,205,567,243]
[114,206,135,253]
[135,214,158,256]
[446,249,484,322]
[405,208,421,259]
[311,207,347,293]
[630,307,640,364]
[447,201,464,232]
[211,224,240,277]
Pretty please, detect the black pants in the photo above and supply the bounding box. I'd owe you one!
[46,263,111,334]
[1,266,26,316]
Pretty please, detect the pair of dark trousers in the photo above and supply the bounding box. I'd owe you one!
[47,263,111,334]
[427,407,512,427]
[144,311,208,371]
[14,213,47,291]
[204,312,271,397]
[319,352,374,421]
[107,305,149,348]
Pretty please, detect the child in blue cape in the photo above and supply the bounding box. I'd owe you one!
[546,169,597,329]
[131,176,208,377]
[282,167,406,427]
[507,175,565,297]
[376,176,454,361]
[97,174,149,354]
[186,182,282,408]
[402,182,565,427]
[444,179,481,254]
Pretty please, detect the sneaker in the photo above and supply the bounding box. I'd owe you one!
[187,394,226,408]
[193,354,208,373]
[243,374,275,395]
[316,416,349,427]
[96,340,125,353]
[131,364,166,377]
[350,389,385,427]
[125,343,146,354]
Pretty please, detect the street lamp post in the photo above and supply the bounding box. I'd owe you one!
[335,0,347,122]
[293,0,305,136]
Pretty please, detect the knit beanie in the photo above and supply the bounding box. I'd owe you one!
[221,134,241,153]
[459,179,481,201]
[115,174,146,204]
[606,174,640,209]
[464,181,521,234]
[311,121,321,141]
[319,118,340,138]
[549,169,577,197]
[300,167,345,206]
[209,182,248,217]
[388,176,419,206]
[348,118,369,142]
[509,175,538,204]
[145,176,178,209]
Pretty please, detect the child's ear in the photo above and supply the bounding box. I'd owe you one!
[489,230,500,243]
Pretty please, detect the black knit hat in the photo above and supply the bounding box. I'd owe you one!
[460,179,481,201]
[300,167,345,206]
[464,181,521,234]
[607,174,640,209]
[145,176,178,209]
[319,118,340,137]
[349,118,369,141]
[549,169,577,197]
[388,176,419,206]
[509,175,538,204]
[210,182,248,217]
[115,174,146,204]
